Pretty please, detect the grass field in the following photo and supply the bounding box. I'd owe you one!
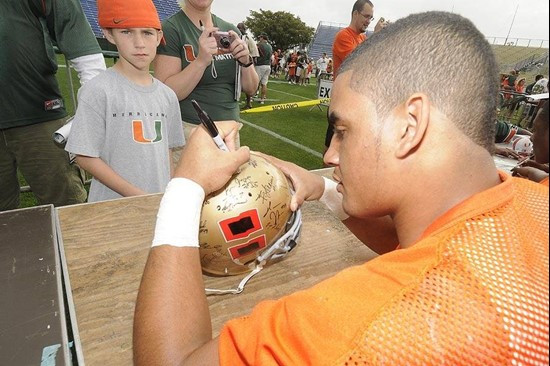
[17,56,328,208]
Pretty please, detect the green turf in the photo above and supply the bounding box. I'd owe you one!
[238,78,327,170]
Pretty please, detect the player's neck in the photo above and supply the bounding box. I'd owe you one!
[393,146,502,249]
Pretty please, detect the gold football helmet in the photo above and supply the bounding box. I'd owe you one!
[199,153,302,280]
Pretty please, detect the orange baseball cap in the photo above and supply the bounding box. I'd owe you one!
[97,0,161,30]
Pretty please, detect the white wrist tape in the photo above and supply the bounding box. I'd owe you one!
[152,178,205,248]
[319,177,349,221]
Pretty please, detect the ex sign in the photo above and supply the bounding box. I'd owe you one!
[317,79,333,99]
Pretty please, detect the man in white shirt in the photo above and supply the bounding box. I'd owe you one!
[316,52,329,77]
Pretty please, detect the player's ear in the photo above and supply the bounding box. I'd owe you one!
[156,30,163,47]
[102,28,115,45]
[395,93,430,159]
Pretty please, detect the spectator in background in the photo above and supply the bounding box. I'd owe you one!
[332,0,386,77]
[326,0,387,153]
[519,76,548,128]
[277,49,284,76]
[277,50,287,79]
[519,74,546,128]
[297,51,308,86]
[504,77,526,118]
[237,22,259,110]
[505,70,518,89]
[513,100,549,185]
[306,60,314,84]
[316,52,329,77]
[65,0,185,202]
[254,33,273,105]
[0,0,106,212]
[526,74,544,95]
[501,70,518,104]
[154,0,259,140]
[287,51,298,84]
[326,59,334,74]
[532,76,549,94]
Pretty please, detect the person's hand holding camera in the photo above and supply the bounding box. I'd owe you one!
[227,30,253,66]
[196,26,220,67]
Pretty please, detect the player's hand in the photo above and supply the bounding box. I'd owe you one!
[253,152,325,211]
[197,26,219,67]
[175,121,249,195]
[228,30,251,65]
[517,159,549,173]
[511,166,549,183]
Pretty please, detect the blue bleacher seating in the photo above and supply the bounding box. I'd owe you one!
[80,0,181,38]
[308,22,373,61]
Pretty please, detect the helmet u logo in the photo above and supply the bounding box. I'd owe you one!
[132,120,162,143]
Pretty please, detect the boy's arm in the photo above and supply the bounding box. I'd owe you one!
[169,150,175,178]
[75,155,147,197]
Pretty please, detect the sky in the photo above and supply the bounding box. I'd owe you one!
[209,0,549,43]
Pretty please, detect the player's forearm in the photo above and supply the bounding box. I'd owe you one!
[75,155,146,197]
[134,177,220,365]
[134,246,213,365]
[169,150,175,178]
[241,65,260,96]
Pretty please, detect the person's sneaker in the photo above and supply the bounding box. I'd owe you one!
[260,99,265,105]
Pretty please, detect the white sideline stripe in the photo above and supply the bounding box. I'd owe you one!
[240,118,323,159]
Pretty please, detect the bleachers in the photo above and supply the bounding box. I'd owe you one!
[308,22,344,61]
[80,0,181,39]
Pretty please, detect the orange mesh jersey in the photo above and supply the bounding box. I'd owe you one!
[541,177,549,187]
[332,27,367,77]
[219,172,549,365]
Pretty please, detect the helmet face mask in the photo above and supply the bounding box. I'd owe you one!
[199,153,301,276]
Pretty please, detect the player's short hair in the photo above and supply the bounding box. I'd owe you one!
[352,0,373,16]
[340,11,499,152]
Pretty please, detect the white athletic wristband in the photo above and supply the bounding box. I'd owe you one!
[152,178,205,248]
[319,177,349,221]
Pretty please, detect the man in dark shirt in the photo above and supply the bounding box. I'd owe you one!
[255,33,273,104]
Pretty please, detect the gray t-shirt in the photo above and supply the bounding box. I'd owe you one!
[66,68,185,202]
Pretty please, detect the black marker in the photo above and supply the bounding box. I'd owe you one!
[191,100,229,152]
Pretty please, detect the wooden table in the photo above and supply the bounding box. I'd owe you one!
[55,157,517,365]
[56,168,377,365]
[0,205,70,366]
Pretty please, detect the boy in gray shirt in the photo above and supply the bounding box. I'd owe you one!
[65,0,185,202]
